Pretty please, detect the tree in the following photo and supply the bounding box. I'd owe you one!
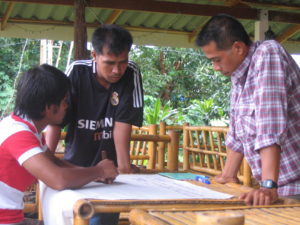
[130,46,231,125]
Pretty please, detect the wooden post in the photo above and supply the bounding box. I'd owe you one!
[167,130,179,171]
[147,124,157,169]
[243,159,252,187]
[183,125,190,171]
[157,121,166,170]
[74,0,89,60]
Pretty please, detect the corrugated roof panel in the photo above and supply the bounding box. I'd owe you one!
[0,1,299,52]
[85,8,111,24]
[143,13,166,27]
[127,12,152,27]
[35,5,56,20]
[157,14,183,29]
[51,6,73,21]
[169,15,192,30]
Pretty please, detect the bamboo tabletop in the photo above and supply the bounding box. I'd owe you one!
[72,172,298,224]
[129,204,300,225]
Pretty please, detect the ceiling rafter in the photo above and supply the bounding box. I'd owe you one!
[276,24,300,43]
[104,10,123,24]
[3,0,300,24]
[1,2,15,30]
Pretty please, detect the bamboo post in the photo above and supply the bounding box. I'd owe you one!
[242,159,252,187]
[183,125,190,171]
[157,121,166,170]
[37,183,43,221]
[73,199,94,225]
[167,130,180,171]
[129,209,168,225]
[147,124,157,169]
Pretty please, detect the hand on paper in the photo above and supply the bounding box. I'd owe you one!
[94,159,119,184]
[239,188,278,206]
[118,164,140,174]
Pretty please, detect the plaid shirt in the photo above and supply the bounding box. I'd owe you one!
[226,40,300,196]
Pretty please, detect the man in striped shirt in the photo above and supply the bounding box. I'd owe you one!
[196,14,300,205]
[46,24,144,225]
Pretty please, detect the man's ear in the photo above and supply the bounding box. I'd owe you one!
[45,104,58,116]
[91,50,97,60]
[232,41,247,56]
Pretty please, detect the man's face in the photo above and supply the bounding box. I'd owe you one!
[92,47,129,89]
[48,96,68,126]
[201,41,245,76]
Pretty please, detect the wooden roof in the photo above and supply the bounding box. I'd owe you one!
[1,0,300,53]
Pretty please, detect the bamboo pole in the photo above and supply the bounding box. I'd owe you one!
[73,199,94,225]
[167,130,180,171]
[147,124,157,169]
[158,121,166,169]
[183,125,190,171]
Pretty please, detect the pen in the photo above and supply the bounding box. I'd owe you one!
[195,175,209,179]
[195,175,211,184]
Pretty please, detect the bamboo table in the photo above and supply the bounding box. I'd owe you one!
[41,173,297,225]
[129,204,300,225]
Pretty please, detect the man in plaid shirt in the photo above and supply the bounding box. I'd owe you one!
[196,14,300,206]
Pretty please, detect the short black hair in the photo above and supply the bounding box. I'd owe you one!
[91,24,133,56]
[14,64,70,120]
[196,14,252,50]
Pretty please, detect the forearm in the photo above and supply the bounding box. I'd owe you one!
[259,144,281,182]
[45,125,62,153]
[222,147,244,177]
[45,150,76,168]
[114,122,131,173]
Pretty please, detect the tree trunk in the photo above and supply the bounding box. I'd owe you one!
[74,0,89,60]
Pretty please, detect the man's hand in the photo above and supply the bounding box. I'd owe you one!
[118,164,140,174]
[239,188,278,206]
[94,159,119,184]
[214,173,240,184]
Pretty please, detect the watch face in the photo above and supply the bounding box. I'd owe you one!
[261,179,278,189]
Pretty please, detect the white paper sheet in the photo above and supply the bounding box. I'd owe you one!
[41,174,233,225]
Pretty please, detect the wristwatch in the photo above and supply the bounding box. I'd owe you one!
[260,179,278,189]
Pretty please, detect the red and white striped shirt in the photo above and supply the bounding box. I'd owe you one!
[0,113,46,224]
[226,40,300,196]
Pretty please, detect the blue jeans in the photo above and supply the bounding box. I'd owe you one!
[89,213,120,225]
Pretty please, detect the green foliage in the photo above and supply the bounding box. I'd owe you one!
[0,38,73,117]
[0,38,230,126]
[143,96,179,125]
[131,45,231,125]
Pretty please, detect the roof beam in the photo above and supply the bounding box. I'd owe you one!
[1,2,16,30]
[105,10,123,24]
[276,25,300,43]
[4,0,300,24]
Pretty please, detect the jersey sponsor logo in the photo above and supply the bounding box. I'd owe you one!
[77,118,113,130]
[93,130,112,141]
[110,91,119,106]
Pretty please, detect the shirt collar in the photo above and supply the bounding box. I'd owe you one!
[11,112,38,134]
[231,42,260,85]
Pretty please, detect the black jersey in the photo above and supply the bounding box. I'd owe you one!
[63,59,143,167]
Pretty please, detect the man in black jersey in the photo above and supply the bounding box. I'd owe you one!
[45,25,144,225]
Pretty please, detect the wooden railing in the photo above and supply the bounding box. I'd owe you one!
[182,125,252,187]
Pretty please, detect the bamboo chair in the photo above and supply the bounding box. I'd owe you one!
[182,125,252,187]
